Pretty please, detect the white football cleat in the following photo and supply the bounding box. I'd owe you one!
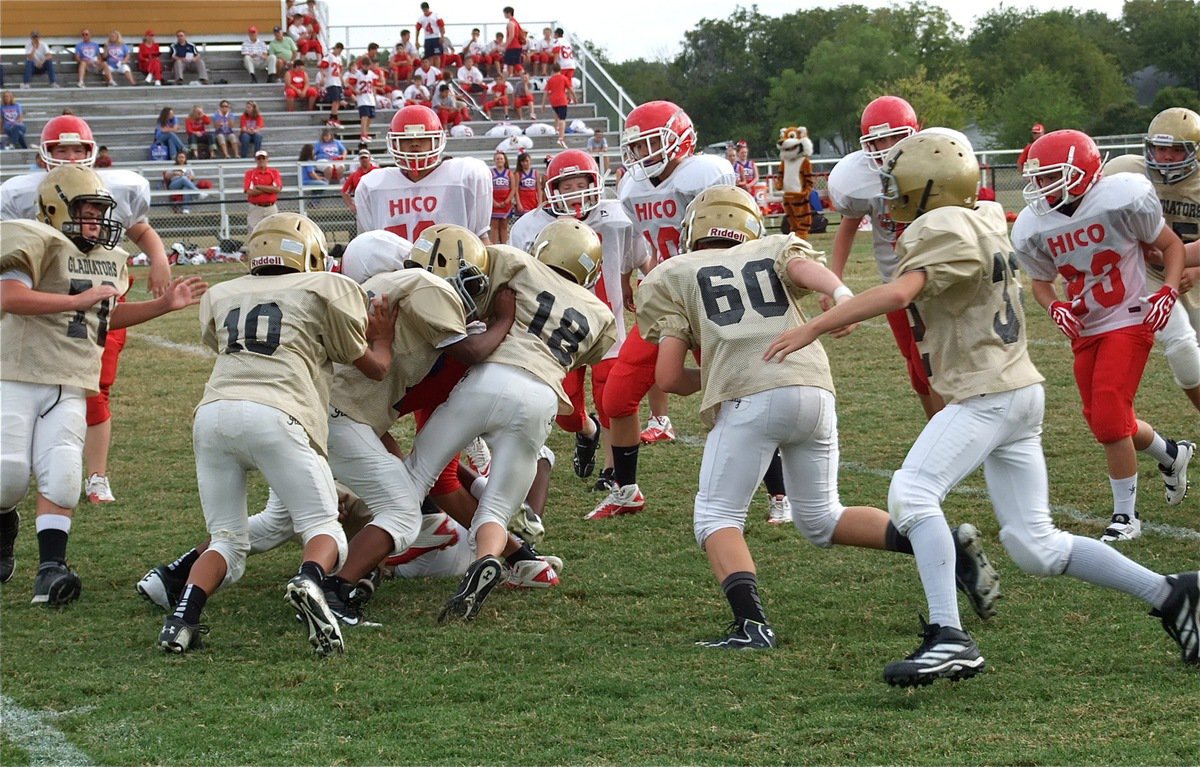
[86,473,115,503]
[505,555,563,589]
[1161,440,1194,506]
[767,495,791,525]
[463,436,491,476]
[640,416,675,445]
[1100,513,1141,543]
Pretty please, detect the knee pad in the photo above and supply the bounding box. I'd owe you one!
[209,531,251,587]
[888,468,945,534]
[85,389,111,426]
[40,443,83,510]
[299,520,348,573]
[693,506,746,549]
[998,521,1071,577]
[791,500,843,548]
[0,456,31,510]
[370,509,423,557]
[1161,333,1200,389]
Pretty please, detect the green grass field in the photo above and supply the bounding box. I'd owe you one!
[1,230,1198,766]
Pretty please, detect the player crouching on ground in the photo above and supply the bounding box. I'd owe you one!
[0,165,205,605]
[638,185,1001,649]
[765,131,1199,684]
[157,213,396,655]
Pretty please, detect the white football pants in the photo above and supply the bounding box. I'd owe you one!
[1147,270,1200,389]
[694,385,844,547]
[405,362,557,539]
[193,400,345,587]
[0,382,86,511]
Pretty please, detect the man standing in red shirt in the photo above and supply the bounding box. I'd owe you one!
[542,64,576,148]
[243,149,283,232]
[502,6,525,77]
[341,148,378,211]
[1017,122,1044,173]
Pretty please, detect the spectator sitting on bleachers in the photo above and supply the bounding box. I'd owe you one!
[341,148,377,211]
[441,36,462,69]
[185,104,213,158]
[391,43,415,85]
[170,30,209,85]
[285,60,319,111]
[239,100,265,157]
[369,58,391,98]
[586,131,609,174]
[486,32,506,77]
[287,10,308,41]
[23,31,60,88]
[398,30,419,58]
[298,143,329,187]
[455,55,486,95]
[416,58,441,89]
[483,72,512,120]
[512,67,536,120]
[268,26,299,83]
[104,31,137,86]
[242,25,270,83]
[137,30,163,86]
[75,28,114,87]
[301,0,324,39]
[464,28,488,71]
[530,27,553,76]
[551,28,575,83]
[313,128,347,182]
[1,91,29,148]
[431,83,469,128]
[95,145,113,167]
[402,76,430,108]
[212,99,237,159]
[297,29,324,62]
[155,106,187,157]
[163,151,210,213]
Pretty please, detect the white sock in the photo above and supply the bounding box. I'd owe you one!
[905,516,960,630]
[1064,536,1171,608]
[1141,432,1176,468]
[1109,475,1138,520]
[35,513,72,534]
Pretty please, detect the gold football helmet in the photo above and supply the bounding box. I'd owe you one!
[530,219,603,288]
[408,224,491,319]
[246,212,327,274]
[36,165,123,251]
[680,185,764,251]
[880,132,979,223]
[1144,107,1199,184]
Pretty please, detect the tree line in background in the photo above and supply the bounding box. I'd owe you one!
[593,0,1200,156]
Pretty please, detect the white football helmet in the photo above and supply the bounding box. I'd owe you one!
[341,230,414,285]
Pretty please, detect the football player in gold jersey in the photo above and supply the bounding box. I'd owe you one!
[638,186,1000,649]
[765,132,1199,685]
[0,165,204,605]
[405,223,616,622]
[158,213,395,655]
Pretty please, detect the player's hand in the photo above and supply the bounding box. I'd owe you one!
[148,257,172,297]
[1180,267,1198,295]
[1048,300,1085,339]
[763,325,818,363]
[818,293,835,313]
[1142,285,1178,332]
[71,283,122,310]
[491,285,517,322]
[366,295,398,344]
[162,276,208,310]
[826,291,858,338]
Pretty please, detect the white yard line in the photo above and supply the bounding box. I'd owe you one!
[132,334,214,357]
[0,696,94,766]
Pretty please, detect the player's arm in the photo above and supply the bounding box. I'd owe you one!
[0,276,121,315]
[655,336,700,395]
[1028,278,1061,311]
[353,297,399,381]
[786,256,860,339]
[765,270,926,363]
[1148,224,1186,290]
[109,276,207,328]
[443,286,516,365]
[126,222,171,297]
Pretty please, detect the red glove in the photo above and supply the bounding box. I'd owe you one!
[1142,285,1178,332]
[1048,301,1084,339]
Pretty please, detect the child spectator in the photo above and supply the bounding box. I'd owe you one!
[441,36,462,69]
[391,43,415,85]
[531,27,553,76]
[319,51,346,129]
[586,131,609,174]
[512,67,535,119]
[154,106,186,157]
[239,100,265,157]
[297,29,324,62]
[137,30,163,86]
[416,58,441,89]
[486,32,506,77]
[542,64,576,148]
[345,58,378,145]
[298,143,328,187]
[211,100,237,159]
[483,71,511,120]
[162,151,210,213]
[456,55,486,95]
[285,60,318,111]
[313,128,347,183]
[23,31,60,88]
[104,31,136,86]
[2,91,29,149]
[95,145,113,167]
[402,76,430,108]
[464,28,487,71]
[431,83,468,128]
[184,104,213,159]
[75,29,113,87]
[551,28,575,83]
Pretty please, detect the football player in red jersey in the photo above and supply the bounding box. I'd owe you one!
[1013,129,1192,543]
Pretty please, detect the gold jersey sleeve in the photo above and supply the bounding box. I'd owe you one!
[895,202,1044,404]
[476,245,617,413]
[1,220,129,394]
[197,271,369,455]
[638,235,834,427]
[331,269,467,435]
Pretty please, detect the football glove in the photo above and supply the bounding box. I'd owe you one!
[1142,285,1178,332]
[1048,300,1085,340]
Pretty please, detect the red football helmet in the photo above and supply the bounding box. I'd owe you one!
[544,149,602,218]
[859,96,918,170]
[39,115,97,169]
[1021,129,1102,215]
[387,105,446,173]
[620,100,696,182]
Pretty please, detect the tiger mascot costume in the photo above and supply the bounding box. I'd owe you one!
[775,126,814,236]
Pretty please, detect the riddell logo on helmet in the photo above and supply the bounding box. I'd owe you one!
[708,227,747,242]
[251,255,285,269]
